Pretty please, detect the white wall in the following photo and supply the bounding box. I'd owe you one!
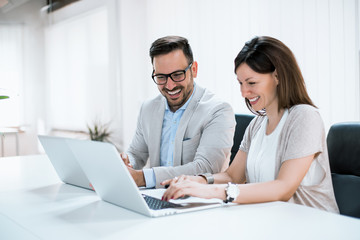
[0,0,359,156]
[145,0,359,126]
[117,0,360,150]
[116,0,149,149]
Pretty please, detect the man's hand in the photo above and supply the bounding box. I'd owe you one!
[120,152,133,168]
[127,166,146,187]
[120,152,145,187]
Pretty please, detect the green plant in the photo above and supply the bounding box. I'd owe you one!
[87,121,112,142]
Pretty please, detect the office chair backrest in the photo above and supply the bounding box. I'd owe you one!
[327,122,360,218]
[230,114,254,164]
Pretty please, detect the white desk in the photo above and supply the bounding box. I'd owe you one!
[0,155,359,240]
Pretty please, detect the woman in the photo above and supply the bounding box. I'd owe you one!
[162,36,339,213]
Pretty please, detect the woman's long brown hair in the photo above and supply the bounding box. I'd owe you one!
[234,36,316,115]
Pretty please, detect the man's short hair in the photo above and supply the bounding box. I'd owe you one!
[149,36,193,64]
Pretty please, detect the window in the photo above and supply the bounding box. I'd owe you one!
[45,7,111,131]
[0,24,23,127]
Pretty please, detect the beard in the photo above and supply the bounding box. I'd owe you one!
[162,81,194,112]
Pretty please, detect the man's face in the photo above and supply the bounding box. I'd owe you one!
[153,49,197,112]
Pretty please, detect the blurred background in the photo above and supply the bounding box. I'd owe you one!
[0,0,359,157]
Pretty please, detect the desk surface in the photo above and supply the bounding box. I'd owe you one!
[0,155,359,240]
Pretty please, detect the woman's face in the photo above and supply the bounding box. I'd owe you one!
[236,63,279,113]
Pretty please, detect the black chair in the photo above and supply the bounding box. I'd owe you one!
[230,114,254,164]
[327,122,360,218]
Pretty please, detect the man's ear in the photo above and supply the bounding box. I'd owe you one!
[191,61,198,78]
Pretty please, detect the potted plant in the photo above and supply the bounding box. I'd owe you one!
[87,120,112,143]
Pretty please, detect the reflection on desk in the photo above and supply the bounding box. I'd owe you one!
[0,155,359,240]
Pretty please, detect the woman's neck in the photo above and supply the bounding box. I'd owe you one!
[266,107,285,135]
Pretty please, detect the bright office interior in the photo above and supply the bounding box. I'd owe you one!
[0,0,359,157]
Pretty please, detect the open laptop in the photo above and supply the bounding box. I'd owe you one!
[65,138,224,217]
[38,135,92,190]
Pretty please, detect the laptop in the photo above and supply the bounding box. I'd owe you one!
[65,138,224,217]
[38,135,92,190]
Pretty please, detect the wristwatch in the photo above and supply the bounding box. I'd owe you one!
[224,182,240,203]
[198,173,214,184]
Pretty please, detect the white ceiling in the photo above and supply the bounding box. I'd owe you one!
[0,0,30,13]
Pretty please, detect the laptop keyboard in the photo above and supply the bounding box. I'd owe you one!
[143,194,182,210]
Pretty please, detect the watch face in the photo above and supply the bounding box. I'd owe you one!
[227,184,240,201]
[228,185,237,196]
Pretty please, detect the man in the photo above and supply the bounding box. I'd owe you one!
[121,36,235,188]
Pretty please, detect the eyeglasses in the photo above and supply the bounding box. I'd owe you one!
[152,62,193,85]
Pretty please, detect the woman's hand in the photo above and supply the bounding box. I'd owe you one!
[161,175,226,201]
[160,174,206,188]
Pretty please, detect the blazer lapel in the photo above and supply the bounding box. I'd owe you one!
[173,85,205,166]
[148,97,165,167]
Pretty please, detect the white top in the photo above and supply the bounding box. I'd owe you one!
[247,109,289,183]
[301,154,324,186]
[246,109,323,185]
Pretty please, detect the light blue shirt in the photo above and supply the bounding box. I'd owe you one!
[143,84,196,188]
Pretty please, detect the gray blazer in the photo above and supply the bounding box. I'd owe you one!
[127,84,235,188]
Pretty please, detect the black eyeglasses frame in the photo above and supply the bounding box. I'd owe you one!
[152,62,193,85]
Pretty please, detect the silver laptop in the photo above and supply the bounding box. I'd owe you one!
[38,135,92,190]
[65,138,224,217]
